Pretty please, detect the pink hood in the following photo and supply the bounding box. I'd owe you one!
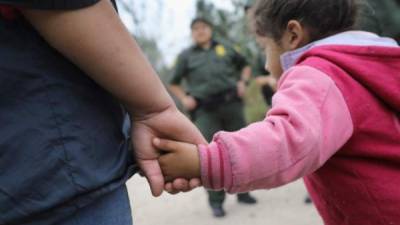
[297,44,400,112]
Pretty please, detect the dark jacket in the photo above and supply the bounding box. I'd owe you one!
[0,1,136,225]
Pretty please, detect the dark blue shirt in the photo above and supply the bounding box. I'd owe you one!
[0,1,136,225]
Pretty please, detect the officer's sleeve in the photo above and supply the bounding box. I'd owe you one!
[231,46,249,71]
[0,0,104,10]
[169,52,188,85]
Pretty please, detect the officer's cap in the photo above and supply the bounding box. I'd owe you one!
[190,17,213,29]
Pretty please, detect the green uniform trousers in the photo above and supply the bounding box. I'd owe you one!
[193,100,250,206]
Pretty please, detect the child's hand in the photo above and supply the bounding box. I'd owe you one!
[153,138,201,182]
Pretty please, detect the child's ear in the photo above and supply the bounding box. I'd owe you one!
[284,20,311,50]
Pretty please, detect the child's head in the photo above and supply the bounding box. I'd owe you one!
[251,0,359,77]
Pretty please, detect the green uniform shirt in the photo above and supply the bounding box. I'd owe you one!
[170,41,248,99]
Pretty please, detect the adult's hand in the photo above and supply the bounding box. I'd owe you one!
[255,76,278,91]
[255,76,270,86]
[132,105,206,196]
[181,95,198,111]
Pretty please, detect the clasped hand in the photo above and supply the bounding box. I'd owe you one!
[132,106,205,196]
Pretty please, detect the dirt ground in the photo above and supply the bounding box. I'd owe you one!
[126,175,324,225]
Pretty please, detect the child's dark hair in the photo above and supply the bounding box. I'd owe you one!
[252,0,360,42]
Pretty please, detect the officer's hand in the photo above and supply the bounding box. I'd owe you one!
[255,76,278,91]
[237,81,247,98]
[131,106,206,197]
[181,95,197,111]
[255,76,270,86]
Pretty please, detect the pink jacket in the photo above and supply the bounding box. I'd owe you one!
[199,31,400,223]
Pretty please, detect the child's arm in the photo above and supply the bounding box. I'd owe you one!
[20,0,206,196]
[157,65,354,194]
[203,65,354,193]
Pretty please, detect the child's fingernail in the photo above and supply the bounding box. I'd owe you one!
[153,138,160,145]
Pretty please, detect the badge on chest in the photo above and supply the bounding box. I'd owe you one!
[215,44,226,58]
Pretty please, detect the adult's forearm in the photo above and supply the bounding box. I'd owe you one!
[21,0,174,118]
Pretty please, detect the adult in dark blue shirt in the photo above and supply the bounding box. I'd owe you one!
[0,1,205,225]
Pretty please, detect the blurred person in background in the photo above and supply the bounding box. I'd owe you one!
[169,17,257,218]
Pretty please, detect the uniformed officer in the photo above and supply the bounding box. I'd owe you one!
[169,18,257,217]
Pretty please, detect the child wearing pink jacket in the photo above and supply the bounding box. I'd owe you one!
[154,0,400,224]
